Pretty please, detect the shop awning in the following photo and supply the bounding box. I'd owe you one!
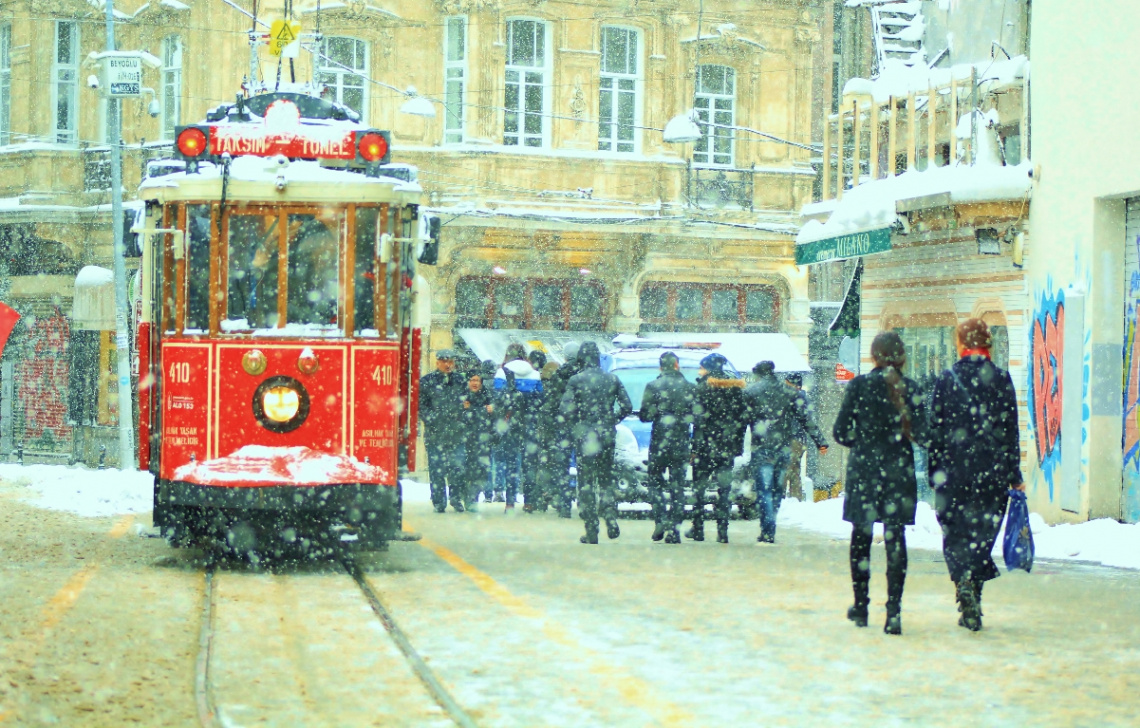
[828,260,863,338]
[454,329,616,366]
[72,266,115,331]
[794,226,891,266]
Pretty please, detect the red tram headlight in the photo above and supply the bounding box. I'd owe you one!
[297,348,320,375]
[176,127,207,158]
[358,132,389,163]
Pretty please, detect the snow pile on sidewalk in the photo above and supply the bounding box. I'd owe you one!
[0,463,154,518]
[779,495,1140,571]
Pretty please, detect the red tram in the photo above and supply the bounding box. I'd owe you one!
[136,92,434,554]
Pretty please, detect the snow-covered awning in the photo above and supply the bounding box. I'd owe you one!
[72,266,115,331]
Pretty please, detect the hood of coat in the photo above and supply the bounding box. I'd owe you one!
[494,359,543,392]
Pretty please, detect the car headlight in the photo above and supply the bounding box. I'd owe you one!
[262,386,300,422]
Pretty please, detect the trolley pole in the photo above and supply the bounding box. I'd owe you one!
[105,0,135,470]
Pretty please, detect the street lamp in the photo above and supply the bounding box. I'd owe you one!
[398,87,437,118]
[663,110,703,144]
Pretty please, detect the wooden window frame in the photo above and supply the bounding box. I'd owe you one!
[638,282,780,332]
[455,276,608,331]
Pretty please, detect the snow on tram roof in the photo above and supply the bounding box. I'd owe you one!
[139,156,423,197]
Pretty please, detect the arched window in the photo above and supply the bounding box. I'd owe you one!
[504,18,549,147]
[318,37,368,120]
[693,64,735,167]
[639,282,778,333]
[456,277,606,331]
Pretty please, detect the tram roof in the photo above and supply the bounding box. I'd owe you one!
[139,155,423,205]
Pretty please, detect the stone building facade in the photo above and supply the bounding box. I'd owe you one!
[0,0,832,463]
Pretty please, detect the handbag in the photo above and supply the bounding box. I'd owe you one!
[1002,489,1035,572]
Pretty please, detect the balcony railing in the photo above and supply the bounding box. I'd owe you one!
[686,164,754,211]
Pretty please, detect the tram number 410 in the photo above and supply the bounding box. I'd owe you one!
[168,361,192,384]
[371,365,393,386]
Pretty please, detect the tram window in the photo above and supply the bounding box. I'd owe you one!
[287,212,341,329]
[186,204,211,331]
[227,213,279,329]
[354,207,378,334]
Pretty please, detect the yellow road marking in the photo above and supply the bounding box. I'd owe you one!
[408,521,695,727]
[108,513,136,539]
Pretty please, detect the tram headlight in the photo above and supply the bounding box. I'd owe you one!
[358,132,389,163]
[176,127,208,159]
[252,376,310,433]
[262,386,300,423]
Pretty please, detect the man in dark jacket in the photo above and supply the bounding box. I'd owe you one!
[419,349,467,513]
[689,353,749,543]
[639,351,696,544]
[458,363,495,511]
[744,361,829,543]
[560,341,634,543]
[929,318,1024,631]
[539,341,582,517]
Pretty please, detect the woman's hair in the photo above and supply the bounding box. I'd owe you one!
[957,318,992,350]
[870,331,912,440]
[503,343,527,365]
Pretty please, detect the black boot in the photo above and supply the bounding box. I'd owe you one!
[651,522,665,542]
[580,526,599,545]
[716,521,729,544]
[957,579,982,631]
[606,520,620,539]
[847,580,870,628]
[664,529,681,544]
[884,568,904,635]
[687,515,705,541]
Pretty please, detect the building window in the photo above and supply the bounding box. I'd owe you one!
[318,36,368,120]
[444,16,467,144]
[53,21,79,144]
[598,26,639,153]
[161,35,182,141]
[638,282,778,333]
[0,24,10,146]
[456,277,606,331]
[504,19,548,148]
[693,64,735,167]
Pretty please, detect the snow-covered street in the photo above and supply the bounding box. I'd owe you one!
[0,465,1138,726]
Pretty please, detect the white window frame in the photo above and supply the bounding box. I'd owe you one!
[161,35,182,141]
[318,36,369,122]
[52,20,79,145]
[693,64,736,168]
[443,16,467,145]
[598,26,641,154]
[503,17,550,148]
[0,24,10,146]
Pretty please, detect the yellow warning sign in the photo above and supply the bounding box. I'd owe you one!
[268,20,302,56]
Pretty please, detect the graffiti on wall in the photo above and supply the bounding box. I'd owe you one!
[1124,248,1140,521]
[14,306,71,449]
[1029,289,1064,496]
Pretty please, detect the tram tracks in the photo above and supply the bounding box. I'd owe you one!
[194,555,476,728]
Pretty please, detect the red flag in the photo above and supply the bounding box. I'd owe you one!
[0,301,20,359]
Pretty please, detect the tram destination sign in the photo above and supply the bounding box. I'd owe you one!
[208,127,358,160]
[794,227,892,265]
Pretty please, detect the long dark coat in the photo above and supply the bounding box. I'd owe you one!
[540,358,582,449]
[559,365,634,456]
[928,356,1023,582]
[639,369,696,460]
[833,368,928,526]
[419,369,466,444]
[458,384,494,455]
[691,375,748,469]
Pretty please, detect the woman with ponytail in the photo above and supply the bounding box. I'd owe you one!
[833,331,928,635]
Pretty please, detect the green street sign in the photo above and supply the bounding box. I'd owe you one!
[794,227,892,265]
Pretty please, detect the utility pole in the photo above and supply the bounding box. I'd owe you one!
[104,0,135,470]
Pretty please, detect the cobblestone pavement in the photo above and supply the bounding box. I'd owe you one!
[0,483,1137,727]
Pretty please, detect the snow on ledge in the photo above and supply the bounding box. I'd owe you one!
[173,445,390,486]
[796,161,1032,245]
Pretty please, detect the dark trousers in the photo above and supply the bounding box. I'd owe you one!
[850,522,908,612]
[494,436,523,505]
[648,450,688,531]
[692,457,733,529]
[464,441,491,506]
[426,438,464,510]
[522,437,542,508]
[937,493,1008,583]
[578,443,616,537]
[536,441,571,511]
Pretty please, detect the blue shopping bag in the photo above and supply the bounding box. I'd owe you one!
[1003,489,1035,573]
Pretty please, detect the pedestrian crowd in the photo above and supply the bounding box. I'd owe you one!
[420,317,1023,637]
